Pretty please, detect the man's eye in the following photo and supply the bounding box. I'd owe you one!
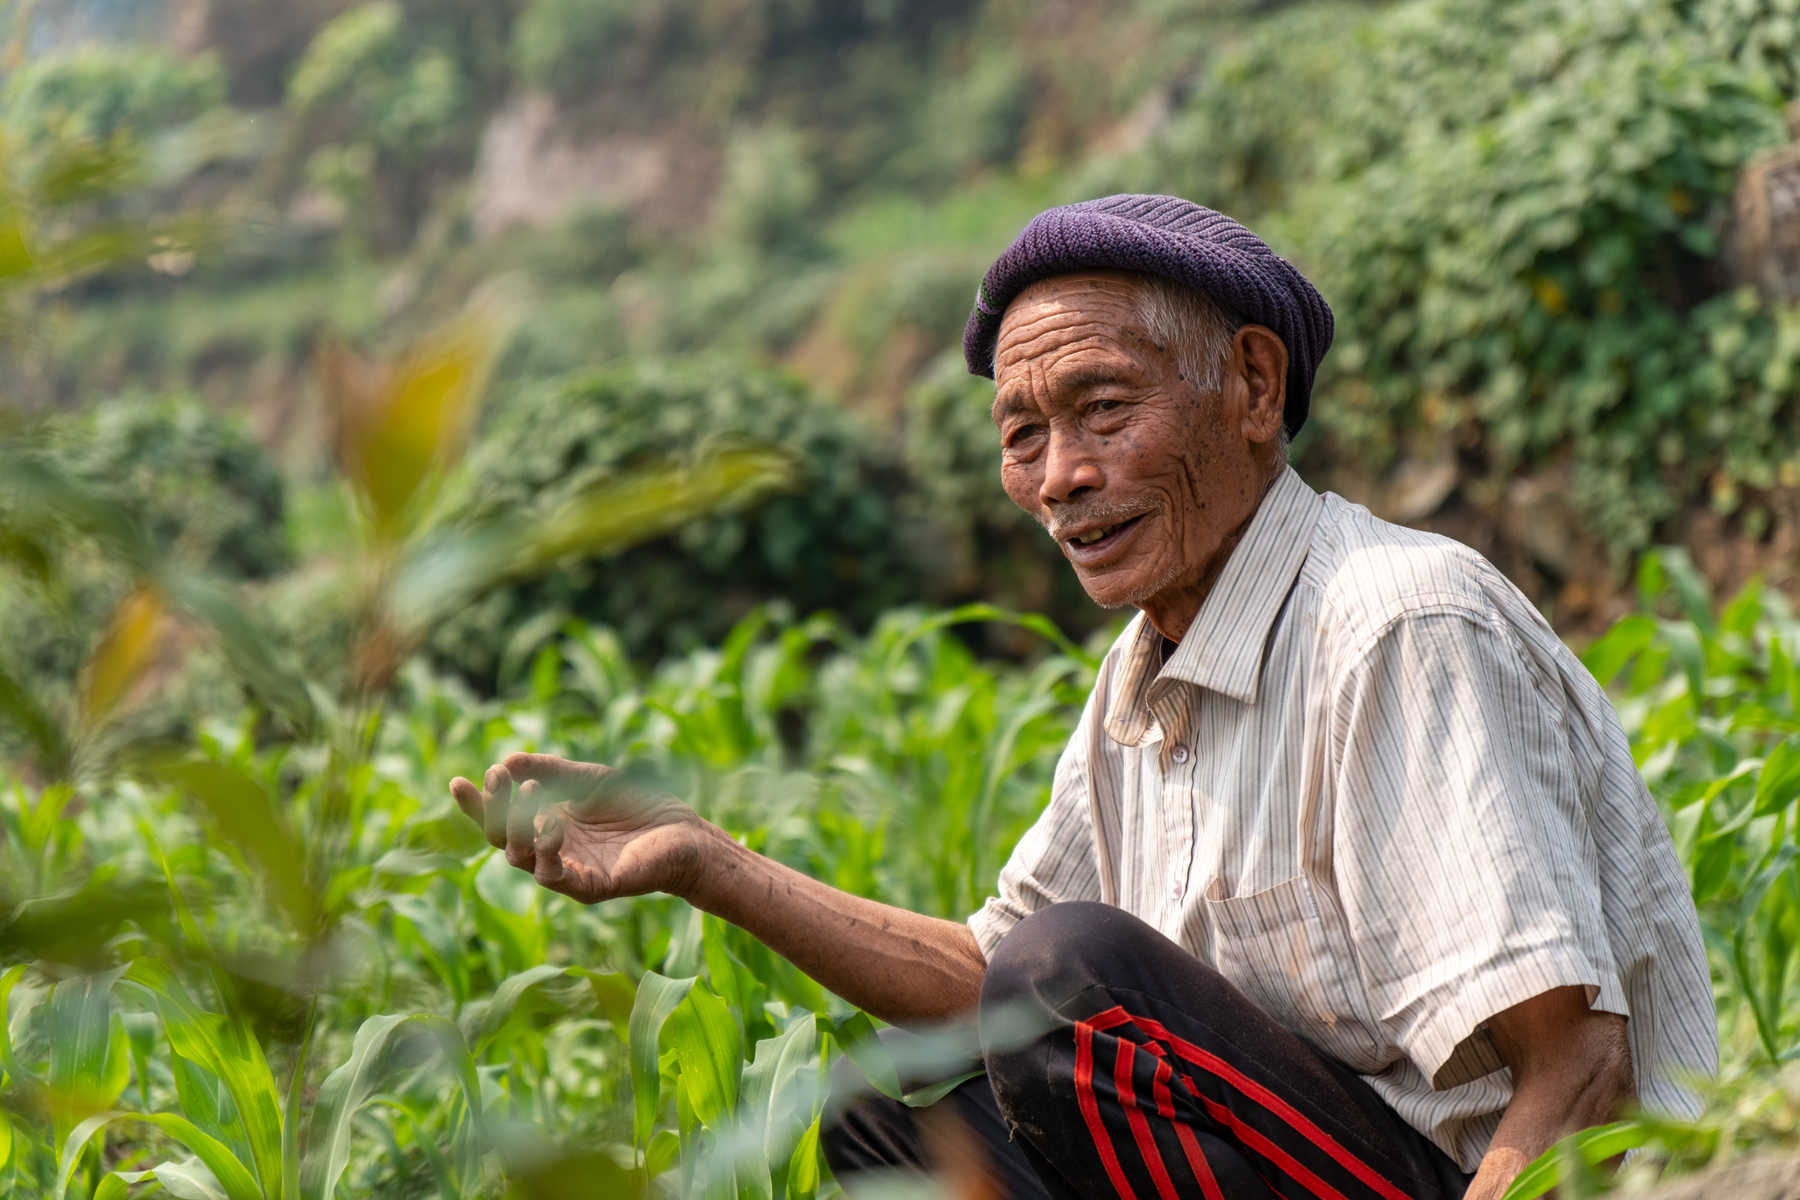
[1006,424,1044,448]
[1091,398,1123,414]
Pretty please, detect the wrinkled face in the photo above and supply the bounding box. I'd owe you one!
[992,271,1266,631]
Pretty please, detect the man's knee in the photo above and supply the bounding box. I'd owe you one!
[980,901,1167,1013]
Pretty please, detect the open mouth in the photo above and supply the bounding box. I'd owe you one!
[1063,513,1145,557]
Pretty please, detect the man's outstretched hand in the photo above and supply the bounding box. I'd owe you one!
[453,756,986,1025]
[450,754,707,905]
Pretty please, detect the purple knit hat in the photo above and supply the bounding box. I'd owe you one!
[962,194,1333,436]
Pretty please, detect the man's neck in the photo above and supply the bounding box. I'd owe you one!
[1141,462,1285,644]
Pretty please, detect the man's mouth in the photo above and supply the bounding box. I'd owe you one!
[1061,513,1146,559]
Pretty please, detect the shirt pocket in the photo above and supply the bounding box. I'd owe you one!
[1200,875,1392,1072]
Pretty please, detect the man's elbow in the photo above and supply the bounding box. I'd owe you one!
[1577,1015,1636,1120]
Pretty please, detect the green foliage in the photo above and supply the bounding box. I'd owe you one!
[0,397,291,764]
[510,0,636,97]
[49,395,291,581]
[2,46,225,152]
[1126,0,1799,561]
[286,1,471,243]
[430,361,921,680]
[713,125,826,259]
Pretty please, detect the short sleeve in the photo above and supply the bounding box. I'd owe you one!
[968,713,1104,959]
[1331,606,1629,1090]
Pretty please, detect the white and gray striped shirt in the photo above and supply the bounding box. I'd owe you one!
[969,466,1718,1171]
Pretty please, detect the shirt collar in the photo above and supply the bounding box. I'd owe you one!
[1103,467,1322,745]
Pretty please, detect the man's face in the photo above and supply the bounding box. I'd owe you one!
[991,271,1268,636]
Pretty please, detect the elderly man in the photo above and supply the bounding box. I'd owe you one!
[451,195,1716,1200]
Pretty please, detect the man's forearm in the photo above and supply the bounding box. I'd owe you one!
[1465,995,1635,1200]
[679,821,988,1026]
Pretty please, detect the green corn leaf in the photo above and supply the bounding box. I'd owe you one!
[457,962,582,1052]
[1497,1120,1652,1200]
[124,959,283,1199]
[57,1111,262,1200]
[0,963,43,1086]
[884,602,1097,672]
[282,1010,316,1200]
[0,1107,12,1171]
[586,970,637,1033]
[645,1128,680,1178]
[739,1013,818,1191]
[1754,735,1800,817]
[99,1158,231,1200]
[786,1117,822,1200]
[628,972,695,1152]
[45,967,129,1145]
[299,1012,482,1200]
[826,1014,901,1100]
[666,984,744,1133]
[1580,614,1657,687]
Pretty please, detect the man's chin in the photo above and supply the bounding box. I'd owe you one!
[1073,569,1149,611]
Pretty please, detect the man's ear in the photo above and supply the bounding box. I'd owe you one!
[1232,324,1288,445]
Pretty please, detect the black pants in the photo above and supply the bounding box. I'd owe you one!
[823,902,1473,1200]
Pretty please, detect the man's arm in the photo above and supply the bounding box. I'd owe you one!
[450,753,987,1026]
[1465,986,1636,1200]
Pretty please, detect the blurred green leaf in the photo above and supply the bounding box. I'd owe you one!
[56,1110,262,1200]
[389,448,794,638]
[45,967,128,1138]
[1498,1120,1651,1200]
[78,585,164,729]
[98,1158,233,1200]
[0,874,174,967]
[0,661,71,778]
[124,959,283,1198]
[300,1012,483,1200]
[628,972,694,1152]
[1754,736,1800,817]
[787,1116,822,1200]
[149,757,318,935]
[321,320,494,543]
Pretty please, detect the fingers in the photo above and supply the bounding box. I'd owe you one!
[449,776,482,824]
[482,765,512,850]
[507,778,543,870]
[503,752,613,790]
[532,810,566,889]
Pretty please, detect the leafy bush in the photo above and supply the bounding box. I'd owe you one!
[510,0,636,97]
[1,45,225,151]
[0,396,291,761]
[429,361,922,680]
[44,393,291,581]
[712,125,826,259]
[286,1,471,242]
[1130,0,1798,562]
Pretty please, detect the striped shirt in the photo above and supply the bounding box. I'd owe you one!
[969,466,1718,1171]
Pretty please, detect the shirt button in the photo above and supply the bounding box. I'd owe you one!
[1170,745,1190,764]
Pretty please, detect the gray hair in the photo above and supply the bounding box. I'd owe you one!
[1132,274,1290,460]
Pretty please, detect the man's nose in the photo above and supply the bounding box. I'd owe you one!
[1039,428,1103,508]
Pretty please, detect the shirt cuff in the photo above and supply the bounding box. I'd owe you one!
[967,898,1021,962]
[1401,945,1630,1090]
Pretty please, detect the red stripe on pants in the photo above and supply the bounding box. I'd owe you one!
[1074,1016,1140,1199]
[1151,1049,1227,1200]
[1094,1005,1417,1200]
[1115,1036,1183,1200]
